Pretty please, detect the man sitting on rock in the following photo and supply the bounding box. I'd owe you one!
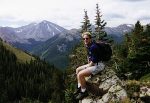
[74,32,105,100]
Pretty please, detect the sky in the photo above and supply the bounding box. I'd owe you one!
[0,0,150,29]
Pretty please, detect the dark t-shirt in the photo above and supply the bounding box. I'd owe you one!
[87,42,99,63]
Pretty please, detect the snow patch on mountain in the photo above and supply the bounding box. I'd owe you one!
[66,36,74,41]
[47,24,52,32]
[49,23,62,33]
[127,24,134,27]
[16,29,23,33]
[57,44,67,52]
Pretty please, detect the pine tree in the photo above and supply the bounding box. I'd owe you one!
[94,4,107,41]
[80,9,92,33]
[116,21,150,79]
[136,24,150,75]
[130,21,143,55]
[142,24,150,44]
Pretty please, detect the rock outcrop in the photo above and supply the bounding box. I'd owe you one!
[79,68,127,103]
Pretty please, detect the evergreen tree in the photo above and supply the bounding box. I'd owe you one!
[94,4,107,41]
[129,21,143,55]
[128,22,150,79]
[80,9,92,33]
[114,21,150,79]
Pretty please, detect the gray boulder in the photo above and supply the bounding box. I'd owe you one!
[79,68,127,103]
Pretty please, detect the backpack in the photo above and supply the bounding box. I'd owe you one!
[95,42,112,61]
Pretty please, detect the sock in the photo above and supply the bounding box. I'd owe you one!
[81,88,86,92]
[78,83,81,88]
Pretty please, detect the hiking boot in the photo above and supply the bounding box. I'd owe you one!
[73,87,81,96]
[75,90,88,100]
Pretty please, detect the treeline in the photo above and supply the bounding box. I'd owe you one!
[113,21,150,79]
[0,40,64,103]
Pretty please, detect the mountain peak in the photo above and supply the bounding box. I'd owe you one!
[117,24,134,28]
[41,20,49,23]
[0,20,68,44]
[40,20,51,25]
[16,20,67,42]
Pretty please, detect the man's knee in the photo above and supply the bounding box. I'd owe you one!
[76,66,82,74]
[76,67,79,74]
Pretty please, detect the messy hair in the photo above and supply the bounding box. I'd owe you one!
[82,32,92,38]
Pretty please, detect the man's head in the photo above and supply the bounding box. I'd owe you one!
[82,32,92,46]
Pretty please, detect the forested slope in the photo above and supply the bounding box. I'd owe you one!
[0,39,64,103]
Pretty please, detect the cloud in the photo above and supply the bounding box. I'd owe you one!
[0,16,30,27]
[0,0,100,29]
[118,0,147,2]
[106,13,125,20]
[138,16,150,21]
[0,0,150,29]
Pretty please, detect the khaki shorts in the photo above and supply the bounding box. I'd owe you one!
[78,62,105,75]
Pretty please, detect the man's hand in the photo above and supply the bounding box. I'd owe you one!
[87,61,94,67]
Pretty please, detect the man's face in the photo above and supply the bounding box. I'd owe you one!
[82,35,91,46]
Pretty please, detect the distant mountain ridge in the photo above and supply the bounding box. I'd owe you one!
[15,20,67,42]
[105,24,134,42]
[105,24,133,36]
[0,20,68,51]
[0,20,67,44]
[0,20,134,69]
[30,29,81,69]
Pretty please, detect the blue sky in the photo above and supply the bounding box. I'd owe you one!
[0,0,150,29]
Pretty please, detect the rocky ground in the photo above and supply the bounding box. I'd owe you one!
[79,68,150,103]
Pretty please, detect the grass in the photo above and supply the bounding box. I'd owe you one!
[140,73,150,82]
[2,41,35,63]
